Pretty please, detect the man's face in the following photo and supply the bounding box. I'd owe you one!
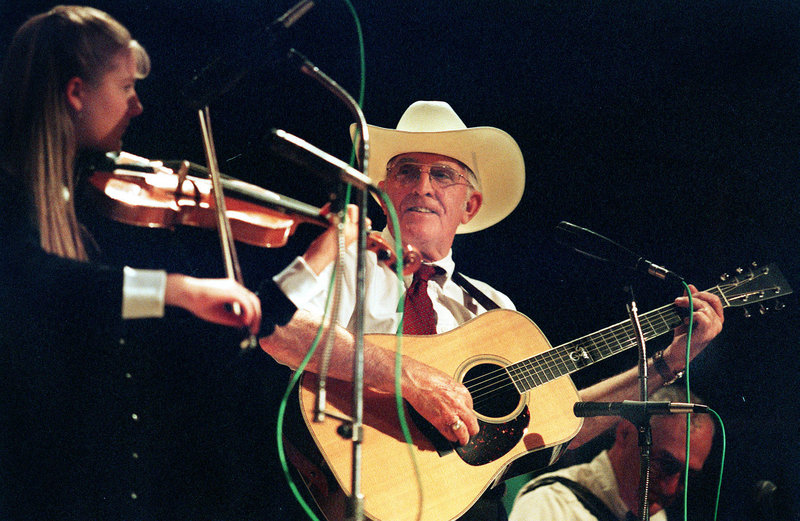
[622,415,714,515]
[378,152,482,261]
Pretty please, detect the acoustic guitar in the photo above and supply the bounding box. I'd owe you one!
[296,264,792,521]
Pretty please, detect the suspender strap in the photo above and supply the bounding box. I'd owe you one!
[519,476,620,521]
[451,271,501,311]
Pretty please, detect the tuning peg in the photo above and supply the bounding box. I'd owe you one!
[720,273,730,281]
[743,307,752,318]
[758,304,767,315]
[736,267,745,274]
[773,300,786,311]
[750,261,759,268]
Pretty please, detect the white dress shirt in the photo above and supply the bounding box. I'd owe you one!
[509,450,667,521]
[274,228,515,334]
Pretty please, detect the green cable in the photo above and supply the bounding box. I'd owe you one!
[275,1,368,518]
[276,265,339,521]
[678,284,725,521]
[708,407,727,521]
[379,190,426,520]
[678,286,725,521]
[682,282,693,521]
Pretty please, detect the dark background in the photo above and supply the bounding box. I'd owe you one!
[3,1,799,519]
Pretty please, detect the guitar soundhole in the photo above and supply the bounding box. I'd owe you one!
[463,362,522,420]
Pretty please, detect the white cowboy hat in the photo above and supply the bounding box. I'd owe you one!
[352,100,526,234]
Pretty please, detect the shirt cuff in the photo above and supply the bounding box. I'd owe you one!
[256,279,298,337]
[121,267,167,319]
[272,255,326,310]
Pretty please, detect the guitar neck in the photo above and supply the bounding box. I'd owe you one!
[507,285,726,392]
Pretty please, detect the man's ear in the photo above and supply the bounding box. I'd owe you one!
[377,179,390,215]
[461,190,483,224]
[64,76,85,112]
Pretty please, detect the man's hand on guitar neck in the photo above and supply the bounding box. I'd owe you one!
[663,284,724,374]
[569,285,723,449]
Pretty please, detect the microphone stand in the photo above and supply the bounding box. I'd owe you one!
[626,285,652,521]
[288,48,369,521]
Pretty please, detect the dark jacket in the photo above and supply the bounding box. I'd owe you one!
[0,165,301,521]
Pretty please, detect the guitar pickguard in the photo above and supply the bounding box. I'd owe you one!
[407,402,530,466]
[455,407,530,465]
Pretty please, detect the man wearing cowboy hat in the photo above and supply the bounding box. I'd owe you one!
[260,101,723,520]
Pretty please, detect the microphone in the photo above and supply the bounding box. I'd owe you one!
[555,221,685,284]
[574,401,708,422]
[181,0,314,109]
[268,128,377,191]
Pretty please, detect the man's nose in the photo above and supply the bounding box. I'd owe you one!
[410,170,436,194]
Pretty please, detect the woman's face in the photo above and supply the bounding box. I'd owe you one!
[73,49,143,152]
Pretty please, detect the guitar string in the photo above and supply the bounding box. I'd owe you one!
[462,302,681,393]
[457,278,765,408]
[462,281,734,396]
[464,305,683,406]
[467,280,760,407]
[465,305,680,402]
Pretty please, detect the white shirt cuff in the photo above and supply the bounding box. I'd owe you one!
[122,267,167,319]
[273,256,326,311]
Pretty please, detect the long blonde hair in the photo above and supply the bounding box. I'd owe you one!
[0,5,149,259]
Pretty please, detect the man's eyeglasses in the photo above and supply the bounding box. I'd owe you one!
[386,161,473,189]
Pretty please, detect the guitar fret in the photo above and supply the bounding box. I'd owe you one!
[509,305,686,393]
[507,267,791,393]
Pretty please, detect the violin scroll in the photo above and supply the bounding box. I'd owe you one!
[367,233,422,276]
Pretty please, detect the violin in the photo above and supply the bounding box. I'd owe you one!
[84,152,421,275]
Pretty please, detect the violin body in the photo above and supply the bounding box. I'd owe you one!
[87,169,305,248]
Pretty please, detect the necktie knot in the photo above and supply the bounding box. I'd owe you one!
[414,264,438,284]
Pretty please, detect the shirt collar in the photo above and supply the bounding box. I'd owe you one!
[381,228,455,286]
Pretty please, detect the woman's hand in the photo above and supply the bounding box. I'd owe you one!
[165,274,262,334]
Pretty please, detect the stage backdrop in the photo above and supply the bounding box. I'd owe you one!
[3,2,798,519]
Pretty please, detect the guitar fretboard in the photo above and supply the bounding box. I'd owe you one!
[506,286,724,393]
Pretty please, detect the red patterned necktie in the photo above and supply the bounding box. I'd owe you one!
[402,264,438,335]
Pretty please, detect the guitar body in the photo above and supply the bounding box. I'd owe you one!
[298,309,583,521]
[294,263,793,521]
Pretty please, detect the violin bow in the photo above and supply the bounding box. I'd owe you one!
[196,105,257,349]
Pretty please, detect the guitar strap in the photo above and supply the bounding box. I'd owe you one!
[452,271,501,311]
[518,476,620,521]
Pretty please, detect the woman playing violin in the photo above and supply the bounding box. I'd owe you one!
[0,6,294,520]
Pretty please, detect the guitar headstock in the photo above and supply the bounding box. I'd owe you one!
[716,263,793,313]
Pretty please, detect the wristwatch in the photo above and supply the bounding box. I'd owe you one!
[653,350,684,385]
